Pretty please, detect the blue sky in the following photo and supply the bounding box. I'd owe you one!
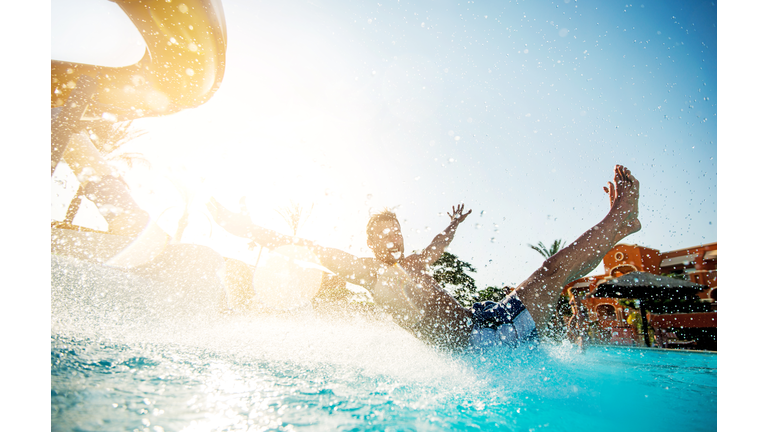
[51,0,717,288]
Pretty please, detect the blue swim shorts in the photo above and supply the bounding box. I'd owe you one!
[468,295,538,349]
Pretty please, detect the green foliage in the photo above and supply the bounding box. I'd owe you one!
[429,252,478,307]
[661,272,689,281]
[616,299,637,312]
[474,285,509,303]
[528,239,566,259]
[428,252,518,307]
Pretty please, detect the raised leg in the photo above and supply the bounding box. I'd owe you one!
[510,165,641,329]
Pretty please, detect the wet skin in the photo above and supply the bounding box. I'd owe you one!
[207,198,476,349]
[366,218,474,348]
[306,206,475,349]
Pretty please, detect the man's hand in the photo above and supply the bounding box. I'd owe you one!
[206,197,254,238]
[447,203,472,223]
[418,203,472,265]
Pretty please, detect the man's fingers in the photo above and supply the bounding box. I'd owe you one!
[617,165,633,184]
[448,204,469,221]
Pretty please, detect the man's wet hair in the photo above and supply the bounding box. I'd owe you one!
[366,209,398,240]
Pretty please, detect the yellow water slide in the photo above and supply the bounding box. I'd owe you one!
[51,0,227,120]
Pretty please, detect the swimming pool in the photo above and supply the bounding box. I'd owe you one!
[52,255,716,431]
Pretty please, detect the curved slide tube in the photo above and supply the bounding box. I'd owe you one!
[51,0,227,121]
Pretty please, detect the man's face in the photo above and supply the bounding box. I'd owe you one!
[367,219,404,265]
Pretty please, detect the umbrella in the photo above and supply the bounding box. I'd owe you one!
[591,272,707,300]
[589,272,708,347]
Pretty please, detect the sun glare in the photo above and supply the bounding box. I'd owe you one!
[113,29,381,259]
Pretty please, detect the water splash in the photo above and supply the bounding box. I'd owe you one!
[51,254,716,431]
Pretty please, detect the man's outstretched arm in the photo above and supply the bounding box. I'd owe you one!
[418,204,472,265]
[207,198,302,249]
[207,198,376,289]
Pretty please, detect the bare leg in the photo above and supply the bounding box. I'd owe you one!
[511,165,641,329]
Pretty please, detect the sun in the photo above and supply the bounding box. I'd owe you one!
[116,92,375,261]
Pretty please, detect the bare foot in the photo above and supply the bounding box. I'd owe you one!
[603,165,641,238]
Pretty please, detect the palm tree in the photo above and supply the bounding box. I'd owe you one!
[528,239,566,259]
[275,201,314,236]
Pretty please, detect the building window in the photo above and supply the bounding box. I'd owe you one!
[610,264,638,277]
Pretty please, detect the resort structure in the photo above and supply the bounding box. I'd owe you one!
[561,242,717,350]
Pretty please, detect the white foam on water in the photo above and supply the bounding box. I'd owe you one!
[51,254,480,392]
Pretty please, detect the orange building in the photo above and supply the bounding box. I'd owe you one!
[562,242,717,347]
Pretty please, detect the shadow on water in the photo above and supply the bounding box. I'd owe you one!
[52,255,716,432]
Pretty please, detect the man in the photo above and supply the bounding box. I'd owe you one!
[207,165,641,352]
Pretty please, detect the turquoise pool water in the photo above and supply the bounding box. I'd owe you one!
[51,256,716,431]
